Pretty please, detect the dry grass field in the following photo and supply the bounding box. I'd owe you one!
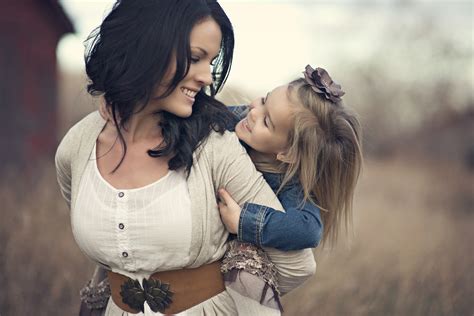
[282,157,474,316]
[1,154,473,316]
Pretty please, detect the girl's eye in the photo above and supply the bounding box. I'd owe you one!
[261,97,265,104]
[191,57,200,64]
[264,116,268,127]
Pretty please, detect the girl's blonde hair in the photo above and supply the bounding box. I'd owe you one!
[279,78,363,247]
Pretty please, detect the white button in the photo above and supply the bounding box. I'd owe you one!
[118,192,125,198]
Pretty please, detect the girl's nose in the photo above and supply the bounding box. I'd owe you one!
[247,105,257,122]
[248,98,259,110]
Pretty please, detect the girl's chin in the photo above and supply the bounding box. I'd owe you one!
[235,131,243,140]
[235,123,244,138]
[235,131,249,146]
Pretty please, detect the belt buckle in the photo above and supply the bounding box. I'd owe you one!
[120,277,174,313]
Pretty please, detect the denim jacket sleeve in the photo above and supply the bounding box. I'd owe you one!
[225,105,248,131]
[237,181,323,251]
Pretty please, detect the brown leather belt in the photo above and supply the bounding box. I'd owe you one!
[108,261,225,314]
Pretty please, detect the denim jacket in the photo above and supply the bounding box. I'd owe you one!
[227,106,323,251]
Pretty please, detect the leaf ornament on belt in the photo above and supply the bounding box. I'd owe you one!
[143,278,174,313]
[120,277,174,313]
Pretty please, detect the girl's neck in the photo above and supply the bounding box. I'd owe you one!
[248,149,285,174]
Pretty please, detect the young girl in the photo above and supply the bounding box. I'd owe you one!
[218,65,363,312]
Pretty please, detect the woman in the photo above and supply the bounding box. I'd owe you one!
[55,0,315,315]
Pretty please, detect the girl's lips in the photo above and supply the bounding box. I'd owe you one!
[241,118,251,132]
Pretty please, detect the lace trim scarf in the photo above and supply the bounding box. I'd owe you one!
[221,240,283,311]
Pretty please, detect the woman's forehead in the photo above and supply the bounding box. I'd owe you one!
[190,18,222,55]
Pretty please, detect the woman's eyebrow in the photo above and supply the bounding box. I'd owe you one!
[192,47,208,55]
[191,47,219,60]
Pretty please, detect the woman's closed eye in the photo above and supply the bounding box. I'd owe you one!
[192,54,219,66]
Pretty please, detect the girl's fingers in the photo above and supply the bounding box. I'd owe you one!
[218,188,236,206]
[218,201,228,213]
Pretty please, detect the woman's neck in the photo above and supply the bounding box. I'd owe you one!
[122,110,163,144]
[248,149,285,174]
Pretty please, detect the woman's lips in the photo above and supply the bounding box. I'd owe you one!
[181,87,198,102]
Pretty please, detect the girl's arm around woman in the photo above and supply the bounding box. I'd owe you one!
[208,131,316,294]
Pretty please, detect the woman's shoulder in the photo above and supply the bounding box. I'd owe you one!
[195,130,246,166]
[56,111,104,159]
[203,130,244,152]
[59,111,104,145]
[66,111,104,135]
[206,129,239,143]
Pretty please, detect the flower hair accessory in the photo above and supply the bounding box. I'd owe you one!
[303,65,345,103]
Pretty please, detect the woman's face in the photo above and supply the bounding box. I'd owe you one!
[235,85,296,155]
[152,17,222,117]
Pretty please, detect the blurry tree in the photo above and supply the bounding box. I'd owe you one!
[341,1,473,159]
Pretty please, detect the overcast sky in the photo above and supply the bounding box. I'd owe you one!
[57,0,473,95]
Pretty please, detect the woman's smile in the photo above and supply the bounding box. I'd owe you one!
[181,87,198,101]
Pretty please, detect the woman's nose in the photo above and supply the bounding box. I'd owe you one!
[195,65,213,86]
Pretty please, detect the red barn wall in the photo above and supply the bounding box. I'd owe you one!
[0,0,70,167]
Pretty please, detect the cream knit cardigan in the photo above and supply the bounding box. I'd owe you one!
[55,111,315,295]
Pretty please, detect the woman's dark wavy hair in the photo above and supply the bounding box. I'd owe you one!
[85,0,235,173]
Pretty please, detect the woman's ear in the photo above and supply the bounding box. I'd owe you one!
[98,100,115,125]
[98,101,109,121]
[276,152,293,163]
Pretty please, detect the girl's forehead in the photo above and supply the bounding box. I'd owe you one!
[269,85,298,111]
[267,85,296,130]
[267,85,289,104]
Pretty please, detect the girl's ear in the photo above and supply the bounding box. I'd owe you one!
[276,152,293,163]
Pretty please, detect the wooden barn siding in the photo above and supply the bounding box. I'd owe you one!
[0,1,65,166]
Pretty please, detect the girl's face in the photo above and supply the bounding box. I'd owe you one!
[151,17,222,117]
[235,85,295,155]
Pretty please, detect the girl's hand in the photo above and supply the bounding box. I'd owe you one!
[218,188,241,234]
